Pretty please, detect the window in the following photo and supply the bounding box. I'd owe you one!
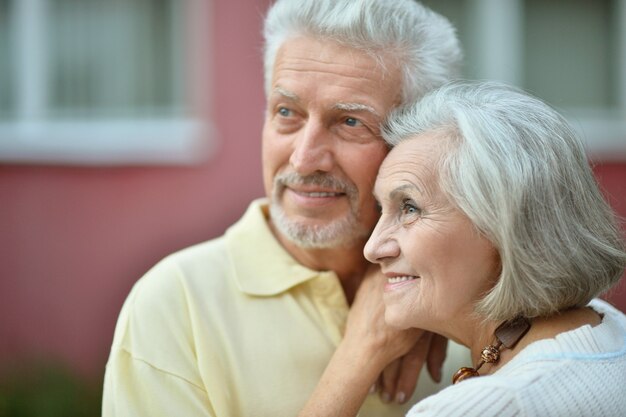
[0,0,13,118]
[0,0,214,165]
[421,0,626,161]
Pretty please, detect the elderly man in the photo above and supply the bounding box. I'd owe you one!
[103,1,466,416]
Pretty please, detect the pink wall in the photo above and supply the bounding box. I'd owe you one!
[0,0,625,379]
[0,0,271,377]
[593,163,626,309]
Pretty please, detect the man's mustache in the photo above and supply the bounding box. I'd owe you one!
[273,172,358,198]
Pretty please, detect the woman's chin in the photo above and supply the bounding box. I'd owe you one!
[384,309,412,330]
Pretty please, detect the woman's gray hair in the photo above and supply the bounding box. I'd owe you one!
[263,0,462,104]
[383,81,626,322]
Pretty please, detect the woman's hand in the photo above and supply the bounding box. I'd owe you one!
[342,264,423,367]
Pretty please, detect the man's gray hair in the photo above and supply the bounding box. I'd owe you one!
[263,0,462,104]
[383,81,626,322]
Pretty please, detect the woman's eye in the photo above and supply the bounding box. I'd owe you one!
[401,200,420,215]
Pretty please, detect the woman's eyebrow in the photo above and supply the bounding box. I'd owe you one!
[389,183,420,199]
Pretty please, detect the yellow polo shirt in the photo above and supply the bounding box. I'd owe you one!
[103,199,469,417]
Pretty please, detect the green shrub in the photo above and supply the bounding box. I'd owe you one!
[0,362,101,417]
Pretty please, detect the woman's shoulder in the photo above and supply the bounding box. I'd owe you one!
[589,298,626,325]
[408,351,626,416]
[407,304,626,416]
[513,298,626,362]
[406,376,524,417]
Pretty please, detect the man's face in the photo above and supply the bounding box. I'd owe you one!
[262,36,403,248]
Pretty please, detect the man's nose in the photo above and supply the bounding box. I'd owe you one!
[289,119,334,175]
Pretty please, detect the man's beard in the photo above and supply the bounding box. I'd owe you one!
[269,172,370,249]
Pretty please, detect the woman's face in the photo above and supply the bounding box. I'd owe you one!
[364,133,500,339]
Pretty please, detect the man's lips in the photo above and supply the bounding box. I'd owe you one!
[285,185,346,198]
[290,190,345,198]
[282,187,347,209]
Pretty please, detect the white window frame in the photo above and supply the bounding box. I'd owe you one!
[469,0,626,162]
[0,0,215,166]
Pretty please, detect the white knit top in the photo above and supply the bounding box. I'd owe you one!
[407,299,626,417]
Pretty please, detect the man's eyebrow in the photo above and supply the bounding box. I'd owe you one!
[334,102,380,117]
[270,90,380,119]
[272,87,299,101]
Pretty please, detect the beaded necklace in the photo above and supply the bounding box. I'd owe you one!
[452,316,531,384]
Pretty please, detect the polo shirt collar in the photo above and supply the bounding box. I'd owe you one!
[225,199,322,296]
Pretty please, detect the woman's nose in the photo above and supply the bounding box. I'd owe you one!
[364,220,399,263]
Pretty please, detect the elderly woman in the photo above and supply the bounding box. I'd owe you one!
[298,81,626,417]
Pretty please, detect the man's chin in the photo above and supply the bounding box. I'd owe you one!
[269,202,368,249]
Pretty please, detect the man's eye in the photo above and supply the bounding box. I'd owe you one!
[278,107,292,117]
[344,117,361,127]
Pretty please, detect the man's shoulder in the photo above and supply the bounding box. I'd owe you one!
[136,234,233,302]
[163,233,230,269]
[131,199,272,298]
[112,234,237,352]
[164,198,271,270]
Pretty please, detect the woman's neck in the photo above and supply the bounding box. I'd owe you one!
[476,306,602,376]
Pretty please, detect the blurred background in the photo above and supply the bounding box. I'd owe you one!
[0,0,624,415]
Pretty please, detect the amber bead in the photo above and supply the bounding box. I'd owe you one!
[452,367,480,384]
[481,345,501,363]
